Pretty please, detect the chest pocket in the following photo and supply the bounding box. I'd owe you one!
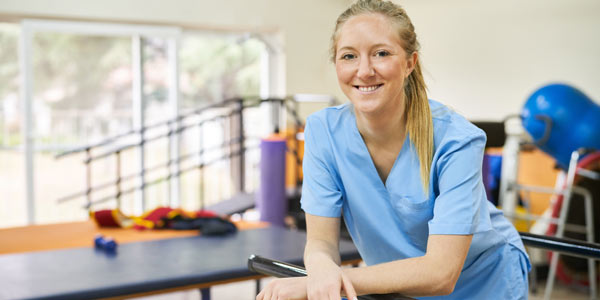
[390,194,433,247]
[391,194,431,211]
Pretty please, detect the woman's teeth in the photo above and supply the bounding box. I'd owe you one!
[357,85,381,92]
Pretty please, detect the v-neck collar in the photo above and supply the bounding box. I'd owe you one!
[349,108,409,190]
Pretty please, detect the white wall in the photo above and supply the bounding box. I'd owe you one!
[0,0,347,102]
[1,0,599,120]
[401,0,600,120]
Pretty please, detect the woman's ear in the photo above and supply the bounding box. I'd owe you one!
[406,51,418,78]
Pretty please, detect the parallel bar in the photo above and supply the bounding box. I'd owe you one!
[56,137,249,204]
[249,232,600,299]
[198,122,205,209]
[82,149,249,208]
[237,98,246,193]
[248,255,306,278]
[55,97,267,158]
[247,255,415,300]
[115,151,122,209]
[85,149,92,213]
[519,232,600,260]
[84,111,236,163]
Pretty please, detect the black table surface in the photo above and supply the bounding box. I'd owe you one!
[0,226,361,300]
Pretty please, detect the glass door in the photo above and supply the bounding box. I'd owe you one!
[20,20,180,223]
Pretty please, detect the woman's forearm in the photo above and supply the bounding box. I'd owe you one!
[344,234,471,297]
[303,214,343,271]
[344,255,457,297]
[304,238,342,270]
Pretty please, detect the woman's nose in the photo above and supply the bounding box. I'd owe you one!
[356,57,375,80]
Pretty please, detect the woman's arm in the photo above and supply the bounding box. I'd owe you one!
[304,213,342,268]
[256,213,357,300]
[304,213,357,300]
[345,234,472,297]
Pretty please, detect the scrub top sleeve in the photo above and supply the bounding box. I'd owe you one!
[300,116,343,217]
[428,132,492,235]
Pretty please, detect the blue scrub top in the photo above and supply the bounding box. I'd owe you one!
[300,100,531,299]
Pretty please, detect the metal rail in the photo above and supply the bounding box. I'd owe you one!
[55,96,312,212]
[248,231,600,300]
[520,232,600,260]
[54,97,302,159]
[247,255,415,300]
[56,137,248,204]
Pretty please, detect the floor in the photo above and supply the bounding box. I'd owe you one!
[529,281,590,300]
[136,277,593,300]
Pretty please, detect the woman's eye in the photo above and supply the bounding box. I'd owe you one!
[375,50,390,57]
[340,53,356,60]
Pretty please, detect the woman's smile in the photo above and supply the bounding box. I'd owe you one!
[355,84,384,93]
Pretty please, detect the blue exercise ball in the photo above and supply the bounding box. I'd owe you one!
[521,83,600,169]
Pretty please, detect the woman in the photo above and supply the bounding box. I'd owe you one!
[257,0,530,299]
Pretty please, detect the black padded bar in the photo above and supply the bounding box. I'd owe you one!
[519,232,600,260]
[248,254,307,277]
[247,255,415,300]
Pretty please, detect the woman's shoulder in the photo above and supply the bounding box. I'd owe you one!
[429,99,486,150]
[303,103,353,161]
[306,102,353,132]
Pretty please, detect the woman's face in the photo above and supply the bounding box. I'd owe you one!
[335,13,416,116]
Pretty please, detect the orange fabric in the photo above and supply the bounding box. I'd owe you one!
[91,207,220,230]
[280,128,304,188]
[263,136,286,142]
[516,149,560,215]
[132,207,175,230]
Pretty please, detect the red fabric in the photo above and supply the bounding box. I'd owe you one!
[195,210,218,218]
[92,210,121,227]
[92,207,220,230]
[143,207,176,223]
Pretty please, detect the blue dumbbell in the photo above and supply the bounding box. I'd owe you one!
[94,234,118,252]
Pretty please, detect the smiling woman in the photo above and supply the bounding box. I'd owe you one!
[333,13,419,185]
[256,0,531,299]
[332,2,433,193]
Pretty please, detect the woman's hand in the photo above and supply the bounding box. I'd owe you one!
[256,277,308,300]
[255,263,357,300]
[306,258,357,300]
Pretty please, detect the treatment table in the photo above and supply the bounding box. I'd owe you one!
[0,221,361,300]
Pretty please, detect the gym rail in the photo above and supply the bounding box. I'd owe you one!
[248,232,600,300]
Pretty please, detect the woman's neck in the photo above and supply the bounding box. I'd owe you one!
[355,102,406,146]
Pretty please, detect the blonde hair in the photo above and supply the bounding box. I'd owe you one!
[331,0,434,194]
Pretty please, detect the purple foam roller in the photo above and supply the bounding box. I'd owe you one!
[257,138,287,226]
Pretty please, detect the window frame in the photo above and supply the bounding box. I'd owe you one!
[14,18,282,225]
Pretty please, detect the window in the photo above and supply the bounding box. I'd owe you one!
[0,19,277,228]
[29,31,136,224]
[0,23,24,227]
[178,32,265,211]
